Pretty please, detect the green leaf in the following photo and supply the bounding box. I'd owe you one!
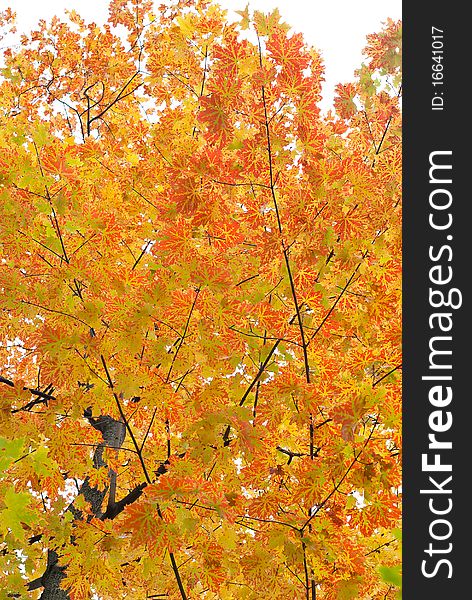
[337,578,360,600]
[268,528,286,549]
[34,197,52,215]
[345,494,356,509]
[379,564,402,589]
[0,487,36,540]
[392,527,402,542]
[0,437,25,473]
[323,226,336,247]
[32,123,50,147]
[29,446,57,478]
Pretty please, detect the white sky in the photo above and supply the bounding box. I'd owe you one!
[1,0,401,110]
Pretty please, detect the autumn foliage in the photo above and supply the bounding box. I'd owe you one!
[0,1,402,598]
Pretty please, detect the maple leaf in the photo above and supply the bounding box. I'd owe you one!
[267,30,309,74]
[334,83,358,119]
[198,94,231,144]
[364,18,402,74]
[235,5,250,30]
[0,436,25,471]
[248,491,280,519]
[120,498,161,545]
[0,487,36,541]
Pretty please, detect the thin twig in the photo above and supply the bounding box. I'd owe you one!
[100,355,152,484]
[257,36,310,382]
[373,364,402,387]
[301,416,379,532]
[165,287,200,383]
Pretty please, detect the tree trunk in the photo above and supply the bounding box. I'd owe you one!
[27,414,126,598]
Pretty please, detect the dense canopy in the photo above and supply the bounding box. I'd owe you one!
[0,1,402,598]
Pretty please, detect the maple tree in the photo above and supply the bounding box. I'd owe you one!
[0,1,402,598]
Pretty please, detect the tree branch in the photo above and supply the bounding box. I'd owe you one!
[100,355,152,484]
[165,287,200,384]
[301,416,379,532]
[1,376,56,411]
[101,482,148,520]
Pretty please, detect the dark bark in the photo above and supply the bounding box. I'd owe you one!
[26,413,128,597]
[26,550,68,600]
[101,481,147,520]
